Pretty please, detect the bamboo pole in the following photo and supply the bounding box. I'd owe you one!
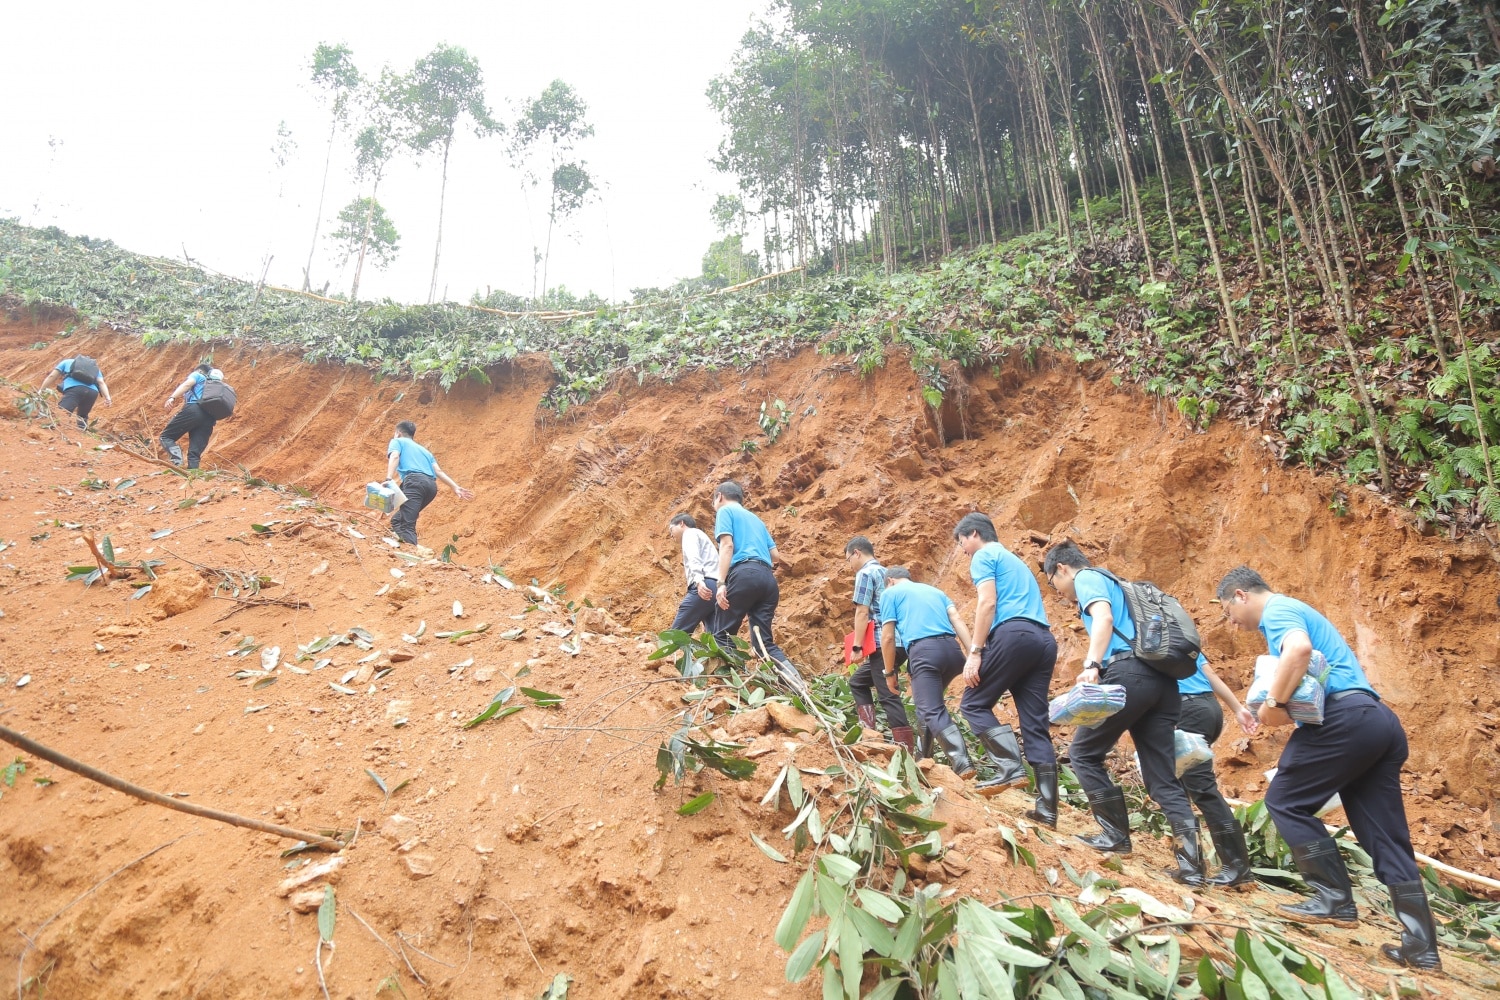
[0,724,343,851]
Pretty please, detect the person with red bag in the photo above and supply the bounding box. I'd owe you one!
[843,536,912,752]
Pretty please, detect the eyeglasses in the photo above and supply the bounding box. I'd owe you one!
[1044,571,1056,590]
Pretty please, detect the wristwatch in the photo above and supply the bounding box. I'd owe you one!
[1264,695,1280,709]
[969,644,983,655]
[1083,659,1103,673]
[851,644,863,655]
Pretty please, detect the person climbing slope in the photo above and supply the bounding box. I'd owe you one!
[40,354,113,429]
[667,512,719,635]
[879,567,977,778]
[1218,565,1440,970]
[844,536,913,753]
[160,362,228,469]
[711,481,795,676]
[1175,653,1259,888]
[385,420,473,548]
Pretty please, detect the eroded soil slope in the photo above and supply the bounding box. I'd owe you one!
[0,319,1496,998]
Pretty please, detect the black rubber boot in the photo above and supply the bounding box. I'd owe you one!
[975,725,1029,796]
[1024,762,1059,829]
[913,724,933,760]
[855,704,880,736]
[1169,823,1206,886]
[1279,838,1358,927]
[890,726,915,754]
[1380,881,1442,970]
[1205,821,1256,888]
[1077,787,1133,854]
[934,725,976,778]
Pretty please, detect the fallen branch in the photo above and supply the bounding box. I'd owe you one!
[345,907,426,987]
[0,725,342,850]
[212,593,312,622]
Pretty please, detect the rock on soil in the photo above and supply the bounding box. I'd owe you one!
[148,570,209,618]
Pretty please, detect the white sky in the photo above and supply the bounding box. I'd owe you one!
[0,0,767,304]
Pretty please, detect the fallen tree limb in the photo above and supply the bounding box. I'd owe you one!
[0,724,342,850]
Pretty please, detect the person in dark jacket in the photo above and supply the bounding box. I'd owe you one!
[1219,565,1440,970]
[40,356,113,429]
[386,420,473,546]
[159,362,219,469]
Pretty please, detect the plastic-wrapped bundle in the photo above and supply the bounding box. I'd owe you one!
[1173,729,1214,777]
[1246,651,1330,724]
[1048,683,1127,728]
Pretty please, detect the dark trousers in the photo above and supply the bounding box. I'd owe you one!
[959,618,1058,765]
[1069,657,1195,829]
[58,385,98,428]
[669,579,718,634]
[160,403,216,469]
[1176,692,1237,829]
[389,472,438,544]
[906,636,965,734]
[850,647,908,729]
[1265,692,1420,885]
[713,560,788,666]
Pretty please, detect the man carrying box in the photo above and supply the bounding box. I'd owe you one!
[1218,566,1439,970]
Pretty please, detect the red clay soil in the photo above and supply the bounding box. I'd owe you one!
[0,318,1497,998]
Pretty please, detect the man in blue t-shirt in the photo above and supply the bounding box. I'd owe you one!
[710,481,793,674]
[385,420,473,548]
[1176,653,1258,887]
[953,513,1059,816]
[844,536,912,752]
[40,355,113,429]
[1043,540,1203,885]
[1219,566,1438,970]
[879,567,977,777]
[160,362,221,469]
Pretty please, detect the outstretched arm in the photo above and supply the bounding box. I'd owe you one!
[164,376,198,410]
[1203,661,1257,734]
[40,369,61,392]
[96,376,114,407]
[432,461,474,500]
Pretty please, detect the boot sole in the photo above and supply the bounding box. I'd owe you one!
[1278,910,1358,929]
[1023,812,1057,829]
[975,777,1030,797]
[1076,837,1132,855]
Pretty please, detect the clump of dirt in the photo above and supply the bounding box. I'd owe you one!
[147,569,210,618]
[1,318,1496,998]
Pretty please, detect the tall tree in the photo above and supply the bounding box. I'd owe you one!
[511,80,596,302]
[303,43,362,292]
[400,44,500,304]
[347,69,410,301]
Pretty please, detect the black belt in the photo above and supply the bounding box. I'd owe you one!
[402,470,435,480]
[735,558,770,568]
[1181,691,1215,699]
[1330,689,1379,702]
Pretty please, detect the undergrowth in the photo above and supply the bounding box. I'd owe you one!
[3,201,1497,530]
[651,630,1500,998]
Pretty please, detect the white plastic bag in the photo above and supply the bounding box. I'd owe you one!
[1246,651,1329,724]
[1173,729,1214,777]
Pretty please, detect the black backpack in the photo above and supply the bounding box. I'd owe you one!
[69,356,100,387]
[1089,568,1202,680]
[198,380,237,419]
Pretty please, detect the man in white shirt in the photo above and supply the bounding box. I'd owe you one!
[668,513,720,635]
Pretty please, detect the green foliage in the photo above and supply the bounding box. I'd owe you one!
[329,198,399,269]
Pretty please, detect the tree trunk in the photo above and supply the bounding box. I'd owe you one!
[303,120,336,292]
[427,138,452,305]
[351,178,379,301]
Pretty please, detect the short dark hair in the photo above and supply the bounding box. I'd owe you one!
[395,420,417,437]
[953,512,998,543]
[883,566,912,582]
[669,513,696,529]
[1042,540,1091,576]
[845,536,874,557]
[196,362,213,375]
[714,481,745,504]
[1216,566,1270,602]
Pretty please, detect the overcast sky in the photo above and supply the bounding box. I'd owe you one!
[0,0,768,304]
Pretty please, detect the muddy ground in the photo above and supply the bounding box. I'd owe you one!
[0,319,1496,998]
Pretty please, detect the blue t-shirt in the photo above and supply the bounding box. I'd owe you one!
[1259,595,1376,697]
[1073,568,1134,658]
[969,541,1049,628]
[881,582,956,644]
[182,370,208,403]
[1178,653,1213,695]
[388,437,437,477]
[56,358,104,393]
[852,560,887,648]
[713,503,776,567]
